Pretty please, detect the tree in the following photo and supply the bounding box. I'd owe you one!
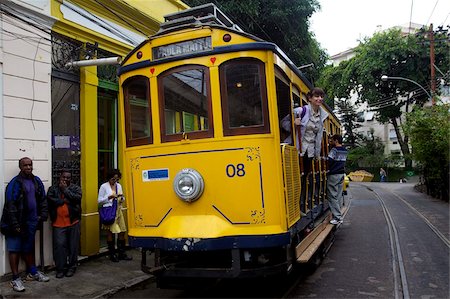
[318,28,450,169]
[334,97,363,148]
[403,103,449,200]
[346,129,386,171]
[318,62,362,147]
[182,0,327,82]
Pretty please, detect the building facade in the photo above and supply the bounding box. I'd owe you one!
[0,0,188,277]
[329,23,430,165]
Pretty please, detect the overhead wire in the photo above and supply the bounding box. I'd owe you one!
[94,0,148,36]
[31,37,44,130]
[442,12,450,25]
[426,0,439,25]
[57,0,139,45]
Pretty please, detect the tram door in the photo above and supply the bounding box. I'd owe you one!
[98,87,118,247]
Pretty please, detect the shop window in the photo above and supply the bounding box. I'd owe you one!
[123,76,152,147]
[159,65,213,142]
[220,58,269,136]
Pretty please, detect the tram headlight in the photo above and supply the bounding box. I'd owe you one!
[173,168,204,202]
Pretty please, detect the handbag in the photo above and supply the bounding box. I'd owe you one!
[99,200,117,225]
[99,185,118,225]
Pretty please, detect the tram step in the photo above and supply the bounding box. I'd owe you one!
[296,216,334,263]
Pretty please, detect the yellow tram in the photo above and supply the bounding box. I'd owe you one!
[117,4,341,287]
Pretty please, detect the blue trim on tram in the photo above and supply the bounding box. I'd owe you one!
[129,232,290,251]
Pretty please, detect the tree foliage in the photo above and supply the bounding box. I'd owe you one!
[318,27,450,168]
[346,130,386,171]
[182,0,327,82]
[403,103,449,200]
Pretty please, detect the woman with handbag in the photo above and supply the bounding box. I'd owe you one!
[97,169,132,262]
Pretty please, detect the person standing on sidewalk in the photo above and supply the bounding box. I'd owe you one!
[0,157,50,292]
[380,168,387,182]
[47,170,82,278]
[327,135,348,225]
[98,169,132,262]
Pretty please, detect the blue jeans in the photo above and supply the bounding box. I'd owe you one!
[6,221,38,253]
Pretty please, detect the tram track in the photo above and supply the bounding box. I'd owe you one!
[273,184,446,299]
[367,186,410,299]
[388,190,450,248]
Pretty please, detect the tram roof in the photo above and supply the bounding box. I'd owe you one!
[119,3,338,121]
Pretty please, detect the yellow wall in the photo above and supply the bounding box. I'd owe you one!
[80,66,99,255]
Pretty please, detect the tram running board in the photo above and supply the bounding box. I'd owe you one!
[296,215,334,263]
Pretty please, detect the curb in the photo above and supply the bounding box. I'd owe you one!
[92,274,156,298]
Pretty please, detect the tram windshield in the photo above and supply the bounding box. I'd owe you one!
[220,59,269,136]
[160,66,210,139]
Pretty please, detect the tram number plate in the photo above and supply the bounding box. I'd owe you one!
[226,164,246,177]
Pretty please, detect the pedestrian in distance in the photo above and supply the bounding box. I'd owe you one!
[0,157,50,292]
[98,169,132,262]
[327,135,348,225]
[47,170,82,278]
[281,87,329,174]
[380,168,387,182]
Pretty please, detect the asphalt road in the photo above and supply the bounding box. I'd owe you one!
[111,182,449,298]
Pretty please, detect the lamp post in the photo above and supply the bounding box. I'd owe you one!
[381,75,433,104]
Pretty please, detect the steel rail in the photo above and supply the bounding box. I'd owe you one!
[389,191,450,248]
[367,187,410,299]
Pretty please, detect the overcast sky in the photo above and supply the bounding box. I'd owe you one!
[310,0,450,55]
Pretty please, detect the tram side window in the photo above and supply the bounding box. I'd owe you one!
[220,59,269,136]
[123,77,152,147]
[275,77,291,143]
[159,65,213,142]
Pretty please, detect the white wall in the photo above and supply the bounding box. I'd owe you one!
[0,0,54,276]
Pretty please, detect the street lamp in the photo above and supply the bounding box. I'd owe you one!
[381,75,432,100]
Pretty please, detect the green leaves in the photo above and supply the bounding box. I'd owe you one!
[403,103,449,199]
[182,0,326,82]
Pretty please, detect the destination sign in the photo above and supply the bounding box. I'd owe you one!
[153,37,212,60]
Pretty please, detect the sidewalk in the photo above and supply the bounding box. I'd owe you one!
[0,248,154,298]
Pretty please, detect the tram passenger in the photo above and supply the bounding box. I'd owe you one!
[327,134,348,225]
[98,169,132,262]
[281,87,329,174]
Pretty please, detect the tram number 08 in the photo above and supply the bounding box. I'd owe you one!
[226,164,246,177]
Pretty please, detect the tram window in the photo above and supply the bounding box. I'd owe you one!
[220,59,269,136]
[275,77,291,143]
[123,77,152,147]
[159,65,213,142]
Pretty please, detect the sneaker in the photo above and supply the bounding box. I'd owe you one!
[330,219,343,225]
[10,278,25,292]
[26,271,50,282]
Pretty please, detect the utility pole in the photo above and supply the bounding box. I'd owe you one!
[429,24,436,105]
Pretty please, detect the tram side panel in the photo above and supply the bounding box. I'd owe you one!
[126,138,289,246]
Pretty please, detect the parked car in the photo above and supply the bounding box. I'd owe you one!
[343,174,350,195]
